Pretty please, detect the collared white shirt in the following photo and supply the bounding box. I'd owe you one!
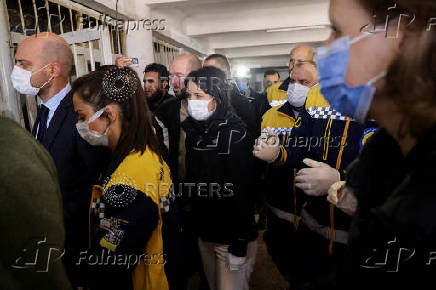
[36,83,71,135]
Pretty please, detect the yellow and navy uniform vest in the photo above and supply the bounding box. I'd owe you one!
[265,78,290,108]
[260,100,311,224]
[89,149,175,290]
[301,85,378,254]
[264,85,378,254]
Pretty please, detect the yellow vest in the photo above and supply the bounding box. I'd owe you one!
[266,81,288,107]
[261,104,296,132]
[90,149,172,290]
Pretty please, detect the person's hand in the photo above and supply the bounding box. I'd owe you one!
[253,127,280,163]
[115,55,132,68]
[327,181,346,204]
[295,158,340,196]
[327,181,357,216]
[227,252,246,271]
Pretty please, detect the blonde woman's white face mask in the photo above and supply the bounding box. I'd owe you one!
[187,99,215,121]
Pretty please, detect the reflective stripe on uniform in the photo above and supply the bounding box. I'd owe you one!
[301,209,348,244]
[270,100,287,107]
[266,202,298,224]
[266,203,348,244]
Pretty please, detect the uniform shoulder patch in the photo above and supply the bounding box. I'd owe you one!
[360,127,378,147]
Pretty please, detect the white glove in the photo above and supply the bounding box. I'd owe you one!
[253,127,281,163]
[295,158,341,196]
[227,252,246,271]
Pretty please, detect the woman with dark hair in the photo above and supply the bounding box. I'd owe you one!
[181,66,258,290]
[71,66,180,290]
[316,0,435,289]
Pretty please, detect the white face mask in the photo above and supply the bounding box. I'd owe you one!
[76,108,110,147]
[287,82,313,108]
[187,99,215,121]
[10,64,53,96]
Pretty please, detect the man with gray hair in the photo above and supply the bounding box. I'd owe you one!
[11,32,110,287]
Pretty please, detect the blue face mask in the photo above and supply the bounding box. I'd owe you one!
[236,82,248,92]
[316,32,386,123]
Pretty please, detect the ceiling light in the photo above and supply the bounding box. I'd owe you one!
[235,65,249,78]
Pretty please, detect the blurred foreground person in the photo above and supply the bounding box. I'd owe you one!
[72,66,180,289]
[182,66,258,290]
[0,117,71,290]
[11,32,110,286]
[318,0,436,288]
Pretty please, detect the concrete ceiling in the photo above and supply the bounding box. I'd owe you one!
[146,0,331,68]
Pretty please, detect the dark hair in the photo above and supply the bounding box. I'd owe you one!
[204,54,231,76]
[72,65,162,160]
[185,66,230,108]
[264,70,280,78]
[359,0,436,139]
[144,63,169,81]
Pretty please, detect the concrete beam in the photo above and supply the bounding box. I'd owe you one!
[206,28,330,49]
[216,42,322,58]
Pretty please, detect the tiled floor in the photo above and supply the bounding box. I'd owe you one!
[249,230,290,290]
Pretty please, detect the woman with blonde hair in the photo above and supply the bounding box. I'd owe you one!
[317,0,435,288]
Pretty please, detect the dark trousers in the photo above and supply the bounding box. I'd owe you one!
[264,211,347,290]
[180,209,209,290]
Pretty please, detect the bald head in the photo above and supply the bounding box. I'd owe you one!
[171,54,201,75]
[169,54,201,96]
[289,45,315,72]
[290,62,319,88]
[17,32,73,79]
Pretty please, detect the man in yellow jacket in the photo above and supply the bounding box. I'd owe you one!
[252,45,316,122]
[252,62,319,284]
[254,63,378,289]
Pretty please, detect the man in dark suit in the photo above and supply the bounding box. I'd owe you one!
[12,32,110,287]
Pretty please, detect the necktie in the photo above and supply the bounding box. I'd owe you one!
[37,104,49,141]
